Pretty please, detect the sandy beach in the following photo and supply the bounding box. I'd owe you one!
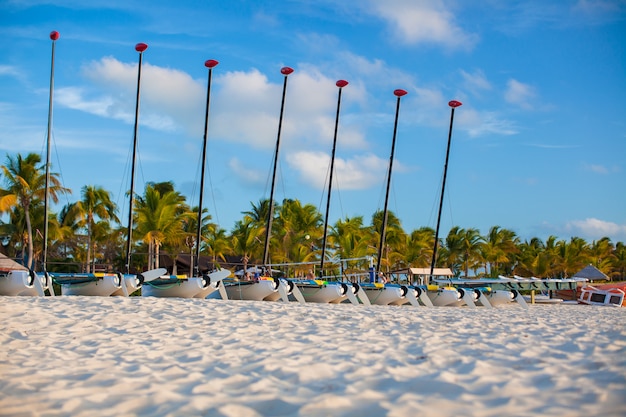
[1,297,625,417]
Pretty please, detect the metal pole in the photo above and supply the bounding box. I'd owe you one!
[262,67,294,269]
[194,59,219,277]
[320,80,348,277]
[125,43,148,274]
[429,100,462,280]
[42,31,59,272]
[376,89,407,275]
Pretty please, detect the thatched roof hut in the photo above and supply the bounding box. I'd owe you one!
[572,264,609,281]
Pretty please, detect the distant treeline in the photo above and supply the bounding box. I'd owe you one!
[1,152,624,280]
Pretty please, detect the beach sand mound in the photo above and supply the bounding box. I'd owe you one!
[1,297,625,416]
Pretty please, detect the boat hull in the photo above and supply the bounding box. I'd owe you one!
[361,283,407,305]
[0,271,47,296]
[483,290,515,306]
[296,280,346,303]
[223,278,279,301]
[426,287,462,306]
[59,274,122,296]
[142,277,208,298]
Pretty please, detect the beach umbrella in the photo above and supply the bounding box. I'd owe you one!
[320,79,348,277]
[429,100,462,280]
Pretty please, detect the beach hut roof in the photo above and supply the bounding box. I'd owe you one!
[572,264,608,281]
[0,253,27,271]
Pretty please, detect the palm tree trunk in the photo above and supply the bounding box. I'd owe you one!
[86,218,92,273]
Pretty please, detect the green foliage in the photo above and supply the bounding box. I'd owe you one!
[1,151,624,280]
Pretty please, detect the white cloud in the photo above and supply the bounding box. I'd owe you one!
[229,157,267,187]
[459,109,518,137]
[287,151,388,191]
[364,0,479,50]
[0,65,23,80]
[585,164,609,174]
[504,79,536,110]
[54,57,201,133]
[565,218,626,241]
[460,69,492,95]
[57,58,370,155]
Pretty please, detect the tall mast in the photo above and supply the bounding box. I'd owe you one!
[376,89,407,275]
[194,59,219,277]
[124,42,148,274]
[429,100,463,280]
[42,30,59,272]
[262,67,294,269]
[319,80,348,278]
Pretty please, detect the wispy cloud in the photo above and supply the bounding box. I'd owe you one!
[0,65,24,81]
[460,69,492,96]
[572,0,626,23]
[504,79,536,109]
[363,0,479,50]
[460,109,518,137]
[565,218,626,241]
[583,163,621,174]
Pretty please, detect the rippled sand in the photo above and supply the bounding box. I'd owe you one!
[1,297,625,416]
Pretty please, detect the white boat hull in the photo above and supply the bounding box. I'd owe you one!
[111,275,142,296]
[426,287,462,306]
[224,278,279,301]
[482,289,515,306]
[142,269,230,298]
[361,284,407,305]
[60,274,122,296]
[295,281,346,303]
[142,277,207,298]
[0,271,47,296]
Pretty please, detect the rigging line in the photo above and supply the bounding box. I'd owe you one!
[136,145,146,192]
[117,135,134,223]
[333,166,345,221]
[49,130,72,208]
[189,146,202,209]
[318,155,331,213]
[446,185,455,228]
[205,152,221,226]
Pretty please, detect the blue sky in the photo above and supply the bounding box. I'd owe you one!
[1,0,625,243]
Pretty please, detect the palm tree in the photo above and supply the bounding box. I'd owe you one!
[371,209,407,272]
[438,226,464,274]
[481,226,519,277]
[557,237,591,278]
[134,183,192,270]
[405,227,435,268]
[204,227,231,266]
[611,242,626,281]
[274,199,322,264]
[230,217,265,274]
[63,185,119,272]
[0,153,69,269]
[589,237,615,276]
[328,216,373,276]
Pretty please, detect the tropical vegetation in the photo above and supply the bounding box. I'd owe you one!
[1,152,624,281]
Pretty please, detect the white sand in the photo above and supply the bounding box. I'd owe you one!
[1,297,625,417]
